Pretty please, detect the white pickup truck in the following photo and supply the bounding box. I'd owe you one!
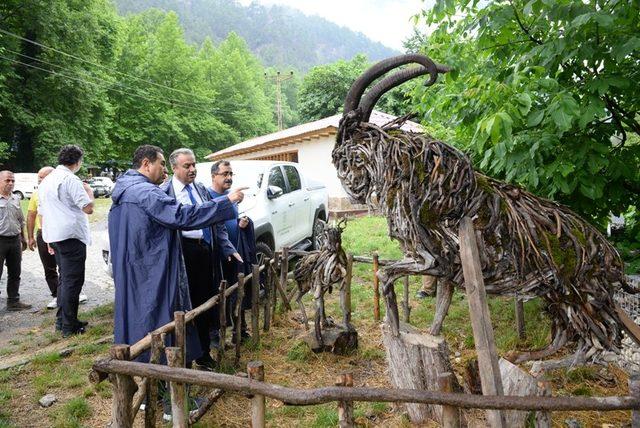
[195,160,329,263]
[101,160,328,274]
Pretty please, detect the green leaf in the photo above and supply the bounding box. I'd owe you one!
[514,93,532,116]
[527,110,544,127]
[571,13,592,28]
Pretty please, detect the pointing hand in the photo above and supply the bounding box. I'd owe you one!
[227,187,248,203]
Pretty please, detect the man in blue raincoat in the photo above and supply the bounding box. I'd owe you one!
[108,145,246,363]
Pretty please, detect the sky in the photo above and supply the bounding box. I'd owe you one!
[238,0,434,51]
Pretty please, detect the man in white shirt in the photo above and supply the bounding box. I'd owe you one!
[38,145,94,337]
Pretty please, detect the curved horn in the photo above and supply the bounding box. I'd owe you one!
[343,54,450,116]
[359,61,449,123]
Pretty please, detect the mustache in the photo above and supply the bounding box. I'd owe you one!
[224,179,233,185]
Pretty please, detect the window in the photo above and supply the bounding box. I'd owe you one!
[268,167,286,191]
[283,165,301,192]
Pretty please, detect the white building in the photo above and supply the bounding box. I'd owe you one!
[206,110,422,212]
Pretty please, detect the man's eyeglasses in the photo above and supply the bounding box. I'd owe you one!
[215,171,233,177]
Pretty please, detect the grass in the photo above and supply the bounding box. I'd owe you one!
[20,197,111,224]
[0,215,633,426]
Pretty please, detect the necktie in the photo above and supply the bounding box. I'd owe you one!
[185,184,212,245]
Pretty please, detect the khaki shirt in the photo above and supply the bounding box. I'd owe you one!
[0,193,24,237]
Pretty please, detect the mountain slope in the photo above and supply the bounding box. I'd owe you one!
[114,0,399,70]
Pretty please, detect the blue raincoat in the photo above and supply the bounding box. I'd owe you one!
[109,170,236,362]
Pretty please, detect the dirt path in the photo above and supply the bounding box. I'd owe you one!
[0,220,114,348]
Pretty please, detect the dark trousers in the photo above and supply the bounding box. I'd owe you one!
[51,239,86,332]
[0,235,21,300]
[182,239,217,359]
[222,258,249,330]
[36,231,59,297]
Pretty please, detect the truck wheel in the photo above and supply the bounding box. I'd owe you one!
[311,217,327,250]
[13,191,24,200]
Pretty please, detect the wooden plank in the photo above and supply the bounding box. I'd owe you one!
[458,217,506,428]
[438,372,460,428]
[174,311,185,367]
[402,276,411,324]
[166,347,187,427]
[373,252,380,322]
[234,274,245,366]
[109,345,137,428]
[336,373,354,427]
[515,298,525,340]
[251,264,260,344]
[248,361,265,428]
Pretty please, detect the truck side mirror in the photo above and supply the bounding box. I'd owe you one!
[267,185,283,199]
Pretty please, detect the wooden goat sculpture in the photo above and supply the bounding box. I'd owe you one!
[293,220,351,346]
[332,54,636,363]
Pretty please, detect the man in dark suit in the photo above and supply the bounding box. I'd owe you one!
[162,148,243,370]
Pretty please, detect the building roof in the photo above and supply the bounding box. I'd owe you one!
[206,110,423,160]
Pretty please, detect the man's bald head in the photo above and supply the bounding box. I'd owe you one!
[37,166,54,183]
[0,170,14,197]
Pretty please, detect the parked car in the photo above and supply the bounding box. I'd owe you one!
[13,172,38,199]
[100,160,329,276]
[92,176,115,192]
[86,178,112,198]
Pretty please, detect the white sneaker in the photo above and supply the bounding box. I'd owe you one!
[78,294,87,304]
[46,297,57,309]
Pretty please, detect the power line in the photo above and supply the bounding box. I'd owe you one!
[1,47,225,112]
[0,27,216,104]
[265,71,293,131]
[0,54,220,114]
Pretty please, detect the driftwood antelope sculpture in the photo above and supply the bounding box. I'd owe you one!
[332,53,637,363]
[293,220,352,345]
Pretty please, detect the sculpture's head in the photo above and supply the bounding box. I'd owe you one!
[333,54,450,204]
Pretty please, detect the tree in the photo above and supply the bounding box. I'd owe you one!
[411,0,640,223]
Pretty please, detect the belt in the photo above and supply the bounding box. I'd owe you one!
[0,235,19,240]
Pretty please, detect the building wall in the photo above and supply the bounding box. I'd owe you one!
[222,134,367,212]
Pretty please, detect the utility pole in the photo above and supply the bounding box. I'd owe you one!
[265,71,293,131]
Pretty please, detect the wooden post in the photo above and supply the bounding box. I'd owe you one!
[247,361,265,428]
[263,257,272,332]
[402,276,411,324]
[165,347,187,427]
[235,273,245,366]
[174,311,186,367]
[344,254,353,328]
[335,373,354,428]
[630,374,640,427]
[144,333,164,428]
[458,217,505,428]
[373,252,380,322]
[271,252,280,316]
[251,263,260,345]
[217,280,228,366]
[110,345,137,428]
[277,247,292,311]
[438,372,460,428]
[515,298,525,340]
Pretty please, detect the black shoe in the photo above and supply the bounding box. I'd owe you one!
[77,320,89,328]
[416,290,430,299]
[163,396,204,422]
[62,326,85,338]
[194,354,217,371]
[210,332,221,350]
[6,301,32,311]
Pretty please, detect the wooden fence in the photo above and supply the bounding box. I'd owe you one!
[91,229,640,427]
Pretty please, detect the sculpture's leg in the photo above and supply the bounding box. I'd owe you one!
[340,280,354,331]
[296,289,309,330]
[429,280,453,335]
[507,326,568,364]
[382,280,401,336]
[314,292,325,345]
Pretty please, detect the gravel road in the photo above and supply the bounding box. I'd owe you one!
[0,220,114,346]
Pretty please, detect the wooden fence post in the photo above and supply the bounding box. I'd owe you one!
[235,273,245,366]
[217,280,228,366]
[335,373,354,428]
[373,252,380,322]
[165,347,187,427]
[247,361,265,428]
[438,372,460,428]
[144,332,164,428]
[515,297,525,340]
[459,217,505,428]
[251,263,260,345]
[271,252,280,316]
[110,345,137,428]
[630,374,640,427]
[344,254,353,327]
[402,276,411,324]
[277,247,292,311]
[174,311,186,366]
[263,257,272,332]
